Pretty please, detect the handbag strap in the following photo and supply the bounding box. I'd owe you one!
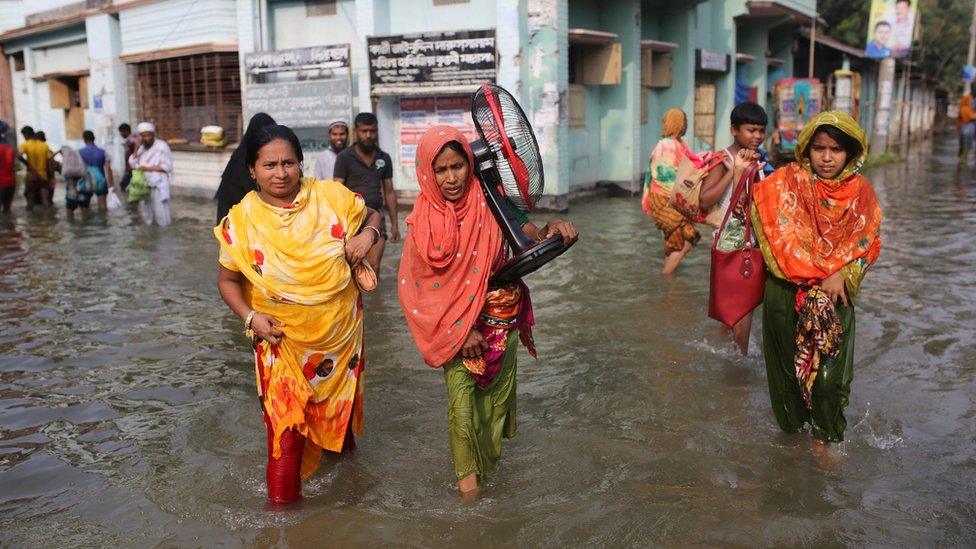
[716,163,759,237]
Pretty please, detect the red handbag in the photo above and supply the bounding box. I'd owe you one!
[708,163,766,326]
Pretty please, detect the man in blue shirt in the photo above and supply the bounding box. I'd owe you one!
[78,130,115,210]
[866,21,892,58]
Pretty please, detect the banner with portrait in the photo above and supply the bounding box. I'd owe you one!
[865,0,918,59]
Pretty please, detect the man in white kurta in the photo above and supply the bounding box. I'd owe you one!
[128,122,173,227]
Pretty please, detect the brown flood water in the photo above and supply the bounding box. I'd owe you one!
[0,136,974,546]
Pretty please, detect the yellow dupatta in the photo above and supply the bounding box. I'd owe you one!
[215,177,367,476]
[751,112,882,300]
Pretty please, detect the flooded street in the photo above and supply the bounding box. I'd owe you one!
[1,136,974,547]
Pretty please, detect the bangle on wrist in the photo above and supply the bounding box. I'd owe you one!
[244,309,256,339]
[361,225,380,244]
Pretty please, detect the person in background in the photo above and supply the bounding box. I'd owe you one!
[699,102,773,355]
[57,144,91,214]
[118,123,139,192]
[333,112,399,276]
[18,126,52,209]
[751,112,882,460]
[641,108,701,274]
[313,121,348,180]
[79,130,115,210]
[214,113,277,222]
[957,95,976,162]
[0,123,14,214]
[128,122,173,226]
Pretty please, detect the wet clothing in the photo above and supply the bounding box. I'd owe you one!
[445,329,519,480]
[65,176,92,210]
[642,137,701,255]
[214,113,276,223]
[751,111,882,441]
[645,192,700,255]
[762,276,855,442]
[215,177,367,483]
[333,145,392,212]
[0,143,15,189]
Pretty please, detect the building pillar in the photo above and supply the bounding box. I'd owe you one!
[524,0,568,207]
[0,46,14,132]
[598,0,640,190]
[496,0,524,101]
[85,14,128,174]
[870,57,895,155]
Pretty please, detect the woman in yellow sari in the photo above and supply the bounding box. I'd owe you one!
[215,125,382,504]
[751,112,882,450]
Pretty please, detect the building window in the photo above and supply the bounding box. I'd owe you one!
[133,52,242,144]
[306,0,337,16]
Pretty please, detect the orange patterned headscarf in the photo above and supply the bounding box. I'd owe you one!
[661,108,686,139]
[752,112,882,286]
[398,126,504,368]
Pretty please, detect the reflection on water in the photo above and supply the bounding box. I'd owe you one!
[1,138,974,546]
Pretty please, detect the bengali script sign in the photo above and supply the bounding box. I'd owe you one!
[244,79,351,129]
[367,29,496,95]
[244,45,350,75]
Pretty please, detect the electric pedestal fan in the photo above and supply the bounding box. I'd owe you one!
[468,82,575,286]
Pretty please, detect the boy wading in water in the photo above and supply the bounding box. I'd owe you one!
[700,102,772,355]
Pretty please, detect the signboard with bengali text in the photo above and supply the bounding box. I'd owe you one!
[243,79,352,129]
[244,45,350,75]
[368,29,496,96]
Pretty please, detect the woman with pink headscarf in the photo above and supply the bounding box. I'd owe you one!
[398,125,578,499]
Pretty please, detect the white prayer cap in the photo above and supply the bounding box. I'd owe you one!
[136,122,156,134]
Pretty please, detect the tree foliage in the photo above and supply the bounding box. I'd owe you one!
[819,0,973,89]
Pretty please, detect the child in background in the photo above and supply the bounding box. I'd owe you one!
[700,102,772,355]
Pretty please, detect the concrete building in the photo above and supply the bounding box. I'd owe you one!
[1,0,817,205]
[0,0,242,187]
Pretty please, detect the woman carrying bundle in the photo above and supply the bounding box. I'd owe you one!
[642,108,702,274]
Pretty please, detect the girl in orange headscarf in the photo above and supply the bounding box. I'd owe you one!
[751,112,882,448]
[398,126,578,499]
[642,108,703,274]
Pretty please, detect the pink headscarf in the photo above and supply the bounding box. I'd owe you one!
[397,126,504,367]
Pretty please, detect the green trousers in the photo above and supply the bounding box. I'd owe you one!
[443,330,519,481]
[762,276,856,442]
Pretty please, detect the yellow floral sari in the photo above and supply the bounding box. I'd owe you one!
[215,177,366,478]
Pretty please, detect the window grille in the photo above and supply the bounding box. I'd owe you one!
[133,52,242,144]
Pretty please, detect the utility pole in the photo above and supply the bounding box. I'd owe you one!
[870,58,896,155]
[967,0,976,95]
[808,14,817,78]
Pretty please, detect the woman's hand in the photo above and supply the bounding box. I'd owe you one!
[250,312,285,345]
[461,329,488,358]
[541,220,579,246]
[344,231,374,265]
[821,271,848,307]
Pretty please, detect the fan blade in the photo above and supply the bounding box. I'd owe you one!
[483,83,534,210]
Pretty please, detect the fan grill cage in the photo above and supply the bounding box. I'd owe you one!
[471,83,544,211]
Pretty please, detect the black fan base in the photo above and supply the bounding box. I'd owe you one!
[489,235,574,287]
